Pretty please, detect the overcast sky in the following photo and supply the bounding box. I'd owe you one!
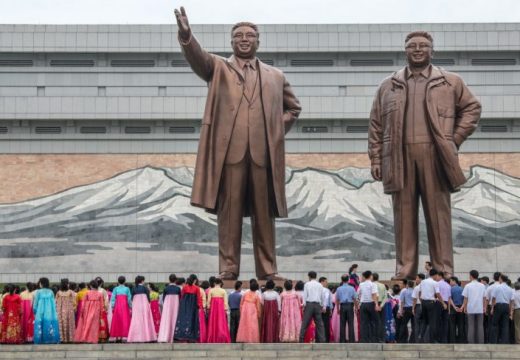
[0,0,519,24]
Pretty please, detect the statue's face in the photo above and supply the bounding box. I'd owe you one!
[405,36,433,68]
[231,25,259,59]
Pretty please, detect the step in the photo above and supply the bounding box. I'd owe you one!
[0,343,519,359]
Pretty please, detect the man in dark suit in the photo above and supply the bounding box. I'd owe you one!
[175,7,301,280]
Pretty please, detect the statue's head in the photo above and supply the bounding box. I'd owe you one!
[230,22,260,59]
[404,31,434,68]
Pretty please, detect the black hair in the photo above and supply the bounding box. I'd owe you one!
[208,276,216,288]
[372,273,379,281]
[500,274,509,283]
[59,278,69,292]
[135,275,145,285]
[417,273,426,280]
[118,276,126,285]
[169,274,177,284]
[89,279,99,289]
[234,281,243,290]
[5,283,15,295]
[318,277,327,283]
[265,279,275,290]
[308,271,317,279]
[69,282,78,292]
[200,280,210,290]
[392,284,401,295]
[295,280,305,291]
[480,276,489,284]
[176,277,186,286]
[469,270,479,280]
[341,274,349,283]
[362,270,372,279]
[39,277,50,289]
[250,281,260,292]
[95,277,104,288]
[407,280,414,288]
[186,274,197,286]
[429,269,438,277]
[493,272,501,282]
[214,278,223,286]
[348,264,358,274]
[149,283,159,292]
[284,280,293,291]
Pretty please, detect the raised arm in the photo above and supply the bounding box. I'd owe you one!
[174,6,215,82]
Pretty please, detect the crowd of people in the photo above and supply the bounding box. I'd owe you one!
[0,262,519,345]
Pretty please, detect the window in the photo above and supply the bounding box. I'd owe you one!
[302,126,328,133]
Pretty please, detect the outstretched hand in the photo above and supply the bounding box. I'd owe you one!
[174,6,191,40]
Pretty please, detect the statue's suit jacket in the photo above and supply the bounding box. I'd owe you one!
[180,34,302,217]
[368,65,481,194]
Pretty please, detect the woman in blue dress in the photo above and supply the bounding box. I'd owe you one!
[33,277,60,344]
[174,274,202,342]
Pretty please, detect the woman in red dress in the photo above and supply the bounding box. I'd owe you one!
[1,284,23,344]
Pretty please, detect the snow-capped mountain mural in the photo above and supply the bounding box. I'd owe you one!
[0,165,518,275]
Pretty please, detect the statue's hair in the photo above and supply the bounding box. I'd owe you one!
[231,22,260,38]
[405,31,434,46]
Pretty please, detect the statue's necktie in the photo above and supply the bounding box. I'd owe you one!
[243,62,255,100]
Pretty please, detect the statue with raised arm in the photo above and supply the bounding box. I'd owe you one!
[174,7,301,280]
[368,31,481,280]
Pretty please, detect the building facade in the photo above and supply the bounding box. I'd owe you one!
[0,23,518,282]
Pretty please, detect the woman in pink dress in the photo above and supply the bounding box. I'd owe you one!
[330,291,340,342]
[206,278,230,343]
[109,276,132,341]
[127,275,157,343]
[74,280,104,343]
[157,274,181,343]
[236,282,262,343]
[20,282,35,343]
[148,283,161,335]
[55,279,76,343]
[279,280,302,343]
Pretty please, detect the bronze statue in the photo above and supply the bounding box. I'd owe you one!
[174,7,301,280]
[368,31,481,280]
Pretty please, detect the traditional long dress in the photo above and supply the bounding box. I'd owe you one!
[385,296,399,343]
[74,290,104,343]
[174,284,202,342]
[33,288,60,344]
[331,293,340,342]
[55,289,76,343]
[150,291,161,335]
[98,287,109,342]
[109,285,132,339]
[127,285,157,343]
[75,288,88,326]
[1,293,23,344]
[157,284,181,343]
[262,290,281,343]
[206,287,230,343]
[20,290,34,343]
[236,290,262,343]
[279,290,302,343]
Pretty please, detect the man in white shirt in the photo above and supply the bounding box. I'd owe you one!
[357,270,380,343]
[490,274,514,344]
[319,276,333,342]
[419,269,445,343]
[484,272,501,342]
[462,270,486,343]
[299,271,326,343]
[412,273,425,343]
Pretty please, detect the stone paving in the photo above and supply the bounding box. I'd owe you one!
[1,343,520,359]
